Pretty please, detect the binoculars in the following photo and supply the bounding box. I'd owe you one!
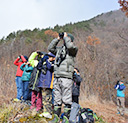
[59,32,64,39]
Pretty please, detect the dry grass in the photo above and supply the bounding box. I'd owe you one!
[0,102,48,123]
[0,63,17,106]
[0,93,127,123]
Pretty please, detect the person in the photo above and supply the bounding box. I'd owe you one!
[13,55,27,101]
[60,68,82,122]
[28,51,44,111]
[36,52,55,118]
[72,68,82,104]
[20,61,33,102]
[114,80,126,116]
[48,32,78,123]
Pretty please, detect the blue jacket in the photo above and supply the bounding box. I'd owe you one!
[114,84,125,97]
[20,64,34,81]
[37,56,54,88]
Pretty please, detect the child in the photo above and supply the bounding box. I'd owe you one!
[114,80,126,116]
[20,61,33,102]
[72,68,82,104]
[13,55,27,101]
[28,51,44,110]
[37,52,55,118]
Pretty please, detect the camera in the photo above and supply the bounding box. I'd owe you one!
[59,32,64,39]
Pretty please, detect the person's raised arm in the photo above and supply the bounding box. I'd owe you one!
[21,55,27,63]
[28,52,39,67]
[14,56,21,66]
[63,33,78,57]
[20,63,25,71]
[36,56,47,70]
[48,37,60,55]
[24,62,34,72]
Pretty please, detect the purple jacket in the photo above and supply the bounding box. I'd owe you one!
[37,57,54,88]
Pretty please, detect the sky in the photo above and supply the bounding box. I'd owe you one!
[0,0,120,39]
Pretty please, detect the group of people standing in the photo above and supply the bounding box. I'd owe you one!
[13,31,127,123]
[14,32,82,123]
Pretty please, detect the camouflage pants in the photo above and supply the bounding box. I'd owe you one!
[42,88,53,114]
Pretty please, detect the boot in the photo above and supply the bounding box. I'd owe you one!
[49,105,61,123]
[62,104,71,123]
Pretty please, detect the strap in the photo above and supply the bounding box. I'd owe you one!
[32,70,39,90]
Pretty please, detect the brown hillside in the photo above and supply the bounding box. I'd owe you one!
[0,10,128,107]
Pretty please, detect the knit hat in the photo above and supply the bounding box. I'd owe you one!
[24,56,28,61]
[47,52,55,58]
[67,33,74,42]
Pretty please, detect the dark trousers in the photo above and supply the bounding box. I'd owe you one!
[72,95,79,104]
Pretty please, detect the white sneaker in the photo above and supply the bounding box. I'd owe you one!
[39,112,52,119]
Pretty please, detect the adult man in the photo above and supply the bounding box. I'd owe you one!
[48,32,78,123]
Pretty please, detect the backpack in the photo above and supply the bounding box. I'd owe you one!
[69,102,80,123]
[28,67,40,92]
[79,108,94,123]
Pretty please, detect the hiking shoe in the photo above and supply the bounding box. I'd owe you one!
[62,116,69,123]
[39,112,52,119]
[48,114,60,123]
[13,98,21,102]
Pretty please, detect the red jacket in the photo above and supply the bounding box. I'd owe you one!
[14,55,27,77]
